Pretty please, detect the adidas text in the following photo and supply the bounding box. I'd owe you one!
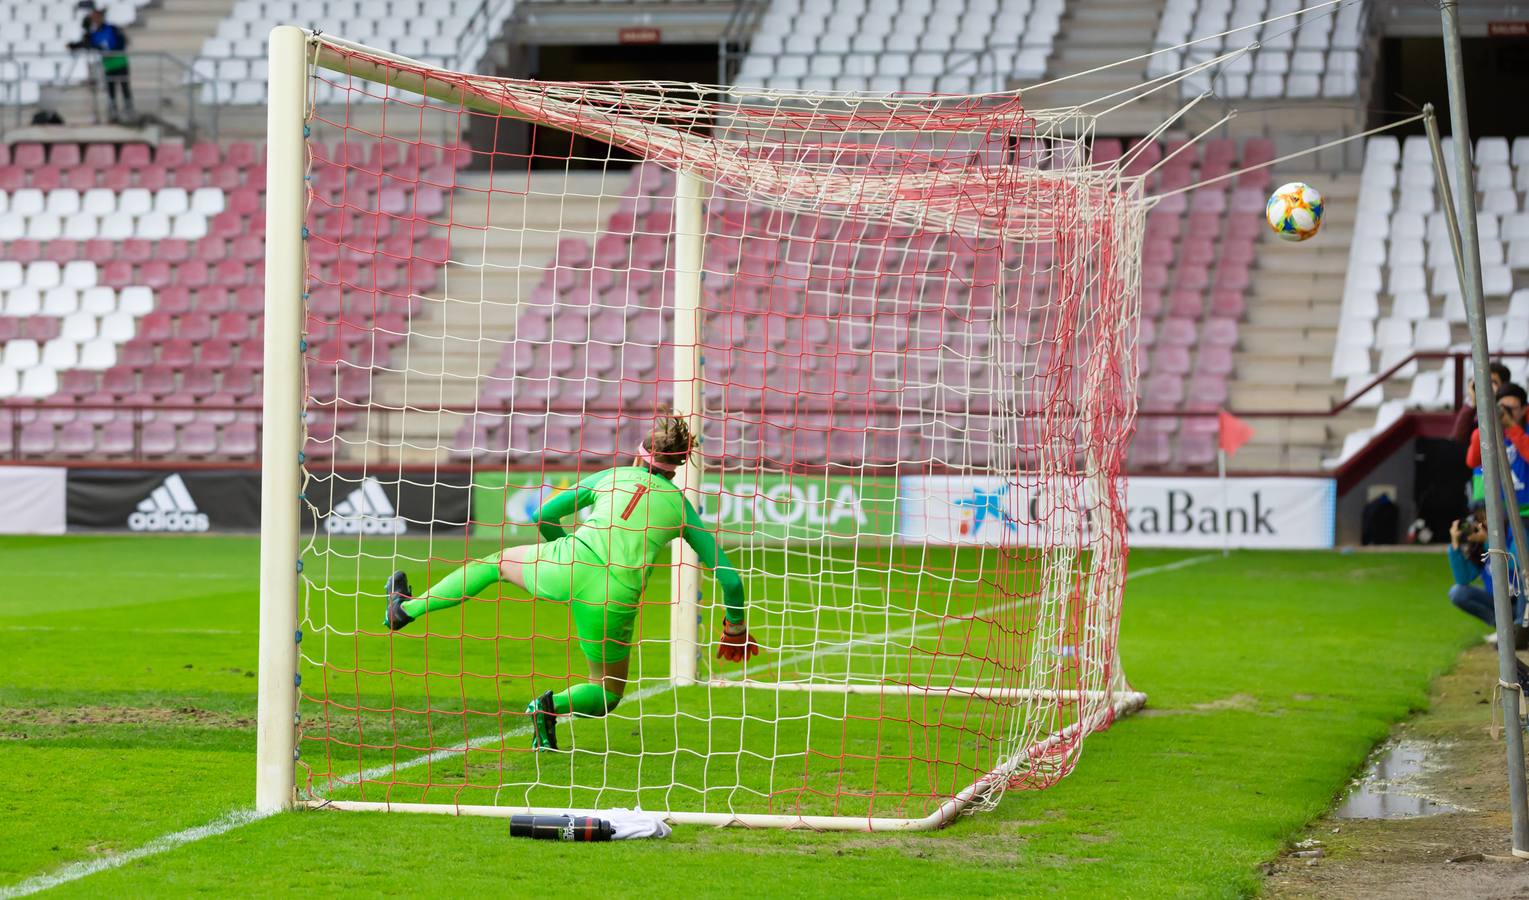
[129,474,210,533]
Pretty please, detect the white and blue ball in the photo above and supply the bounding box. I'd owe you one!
[1266,181,1324,242]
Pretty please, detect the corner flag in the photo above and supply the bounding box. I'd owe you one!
[1218,410,1255,457]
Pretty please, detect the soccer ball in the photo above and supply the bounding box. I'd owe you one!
[1266,182,1324,242]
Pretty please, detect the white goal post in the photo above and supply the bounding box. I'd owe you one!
[256,25,1148,831]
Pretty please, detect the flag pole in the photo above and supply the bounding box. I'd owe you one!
[1218,447,1229,558]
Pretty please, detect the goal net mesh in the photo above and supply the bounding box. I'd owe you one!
[291,36,1145,826]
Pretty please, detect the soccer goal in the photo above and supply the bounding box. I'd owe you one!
[256,26,1147,831]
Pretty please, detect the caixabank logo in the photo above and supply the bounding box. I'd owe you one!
[325,477,409,535]
[128,474,210,532]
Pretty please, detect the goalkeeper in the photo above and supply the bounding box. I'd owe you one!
[382,415,758,750]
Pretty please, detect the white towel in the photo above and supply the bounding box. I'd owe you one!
[603,808,672,840]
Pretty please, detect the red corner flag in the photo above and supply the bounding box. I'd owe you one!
[1218,410,1255,457]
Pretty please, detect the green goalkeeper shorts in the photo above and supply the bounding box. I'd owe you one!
[522,536,642,664]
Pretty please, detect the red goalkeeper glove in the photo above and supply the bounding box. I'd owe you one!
[717,619,760,662]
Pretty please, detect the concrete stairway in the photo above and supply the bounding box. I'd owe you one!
[365,170,622,464]
[1017,0,1176,136]
[1226,169,1366,470]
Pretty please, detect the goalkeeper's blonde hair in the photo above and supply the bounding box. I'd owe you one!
[645,414,694,472]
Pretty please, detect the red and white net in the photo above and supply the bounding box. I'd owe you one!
[293,37,1145,826]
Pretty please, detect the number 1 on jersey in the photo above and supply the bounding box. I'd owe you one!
[620,484,650,520]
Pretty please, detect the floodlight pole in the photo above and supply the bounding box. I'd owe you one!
[1429,5,1529,854]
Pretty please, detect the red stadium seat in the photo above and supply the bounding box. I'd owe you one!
[156,143,188,168]
[227,142,257,168]
[136,165,168,192]
[6,240,41,263]
[140,367,178,398]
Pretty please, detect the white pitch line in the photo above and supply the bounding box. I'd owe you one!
[721,551,1221,680]
[0,551,1218,895]
[0,809,274,900]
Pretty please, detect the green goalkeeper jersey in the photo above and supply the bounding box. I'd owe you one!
[532,466,746,621]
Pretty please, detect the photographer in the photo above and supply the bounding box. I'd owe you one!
[67,6,135,123]
[1448,504,1526,647]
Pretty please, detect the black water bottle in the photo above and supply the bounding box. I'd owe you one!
[509,814,614,842]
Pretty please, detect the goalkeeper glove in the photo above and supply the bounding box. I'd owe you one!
[717,619,760,662]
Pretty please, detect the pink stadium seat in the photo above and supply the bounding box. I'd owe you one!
[139,367,178,397]
[140,421,178,457]
[13,144,44,169]
[1159,318,1198,346]
[213,312,253,341]
[1202,318,1239,347]
[159,340,195,368]
[57,421,97,456]
[156,144,188,168]
[98,418,136,457]
[1196,346,1235,375]
[179,422,218,456]
[117,341,157,368]
[84,238,118,262]
[63,168,97,191]
[8,240,41,264]
[57,370,100,399]
[177,260,211,290]
[191,142,221,169]
[23,318,61,342]
[221,422,258,457]
[44,241,80,263]
[226,142,257,168]
[119,239,153,263]
[155,286,193,315]
[214,259,250,286]
[99,168,131,191]
[119,144,151,167]
[18,421,55,456]
[222,365,258,398]
[1178,430,1218,467]
[200,340,236,368]
[140,312,175,341]
[175,316,212,343]
[136,165,169,192]
[139,261,173,289]
[1185,374,1229,411]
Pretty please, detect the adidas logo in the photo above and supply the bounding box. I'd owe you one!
[128,474,210,533]
[325,477,407,535]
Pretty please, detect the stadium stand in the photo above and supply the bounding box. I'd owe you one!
[1151,0,1366,99]
[1326,134,1529,464]
[439,139,1271,472]
[736,0,1060,93]
[0,139,466,460]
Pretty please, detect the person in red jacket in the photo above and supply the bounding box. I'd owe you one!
[1466,383,1529,469]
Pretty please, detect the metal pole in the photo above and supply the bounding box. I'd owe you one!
[1422,108,1529,592]
[669,170,706,686]
[1429,13,1529,847]
[255,24,308,814]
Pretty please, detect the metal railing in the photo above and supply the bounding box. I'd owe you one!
[0,50,212,140]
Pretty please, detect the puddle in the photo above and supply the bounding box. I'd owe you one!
[1333,740,1461,819]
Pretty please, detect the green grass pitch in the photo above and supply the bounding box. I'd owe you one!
[0,536,1481,896]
